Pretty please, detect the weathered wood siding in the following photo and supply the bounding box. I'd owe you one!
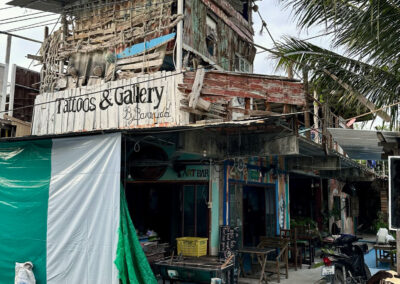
[180,71,306,105]
[32,71,187,135]
[183,0,255,70]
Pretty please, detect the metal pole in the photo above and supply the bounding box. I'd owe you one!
[0,34,12,118]
[0,31,42,44]
[397,230,400,274]
[176,0,183,71]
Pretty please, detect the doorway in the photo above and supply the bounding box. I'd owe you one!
[242,185,276,247]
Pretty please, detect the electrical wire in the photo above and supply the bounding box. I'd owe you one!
[27,16,61,70]
[6,19,59,33]
[0,13,55,26]
[2,0,176,33]
[0,6,14,11]
[0,10,47,22]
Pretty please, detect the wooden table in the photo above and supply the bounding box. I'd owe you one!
[374,243,396,268]
[238,247,275,284]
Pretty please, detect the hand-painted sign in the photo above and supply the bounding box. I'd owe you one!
[32,71,187,135]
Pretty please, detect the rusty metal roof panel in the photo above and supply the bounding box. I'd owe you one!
[328,128,384,160]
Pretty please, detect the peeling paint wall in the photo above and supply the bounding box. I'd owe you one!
[223,156,290,241]
[328,179,354,235]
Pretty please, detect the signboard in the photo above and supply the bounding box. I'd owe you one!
[32,71,187,135]
[389,156,400,229]
[219,225,239,284]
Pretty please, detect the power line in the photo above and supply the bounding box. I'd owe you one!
[0,31,42,44]
[0,14,55,27]
[27,16,61,70]
[0,10,47,22]
[6,19,60,33]
[0,6,14,11]
[3,0,176,33]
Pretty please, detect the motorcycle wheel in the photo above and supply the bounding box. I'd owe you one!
[334,269,345,284]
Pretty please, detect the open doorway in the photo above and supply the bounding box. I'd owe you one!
[242,185,276,247]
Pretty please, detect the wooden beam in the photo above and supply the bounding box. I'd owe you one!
[119,59,163,71]
[188,68,205,109]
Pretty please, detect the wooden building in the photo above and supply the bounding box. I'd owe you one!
[5,0,381,265]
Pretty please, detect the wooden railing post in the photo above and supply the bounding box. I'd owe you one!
[302,68,311,139]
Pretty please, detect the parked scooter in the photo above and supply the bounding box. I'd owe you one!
[319,234,371,284]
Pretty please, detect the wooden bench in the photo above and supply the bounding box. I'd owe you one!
[258,237,289,283]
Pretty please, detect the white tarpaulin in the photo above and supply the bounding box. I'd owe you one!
[47,133,121,283]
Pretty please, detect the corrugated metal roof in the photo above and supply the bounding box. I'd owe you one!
[328,128,400,160]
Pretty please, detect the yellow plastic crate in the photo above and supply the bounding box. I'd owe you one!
[176,237,208,257]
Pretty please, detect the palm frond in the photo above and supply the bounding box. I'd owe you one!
[279,0,400,68]
[274,38,400,124]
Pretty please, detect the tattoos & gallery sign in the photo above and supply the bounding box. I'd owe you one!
[32,71,182,135]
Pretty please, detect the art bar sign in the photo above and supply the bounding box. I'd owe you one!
[32,71,186,135]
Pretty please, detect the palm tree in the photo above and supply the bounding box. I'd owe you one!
[273,0,400,128]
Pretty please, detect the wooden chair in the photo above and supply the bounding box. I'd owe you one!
[258,237,289,283]
[280,228,302,270]
[294,225,316,266]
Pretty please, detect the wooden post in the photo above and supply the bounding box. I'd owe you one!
[59,14,67,75]
[265,101,271,111]
[0,34,12,119]
[303,68,311,139]
[245,98,251,114]
[176,0,183,71]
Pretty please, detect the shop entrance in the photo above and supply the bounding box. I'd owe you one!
[242,185,276,247]
[125,182,209,246]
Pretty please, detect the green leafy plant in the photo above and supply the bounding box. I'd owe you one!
[371,211,388,234]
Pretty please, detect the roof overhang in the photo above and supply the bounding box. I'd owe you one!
[328,128,400,160]
[6,0,72,13]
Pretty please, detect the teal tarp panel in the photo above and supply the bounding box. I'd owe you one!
[115,185,157,284]
[0,140,52,283]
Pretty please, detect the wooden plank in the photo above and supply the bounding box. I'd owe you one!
[67,88,76,133]
[54,90,63,134]
[47,90,56,134]
[118,78,128,129]
[83,85,95,132]
[119,59,164,71]
[108,79,119,129]
[180,106,223,119]
[188,68,205,109]
[116,52,161,65]
[74,87,85,132]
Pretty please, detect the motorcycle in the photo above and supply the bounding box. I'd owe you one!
[319,234,371,284]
